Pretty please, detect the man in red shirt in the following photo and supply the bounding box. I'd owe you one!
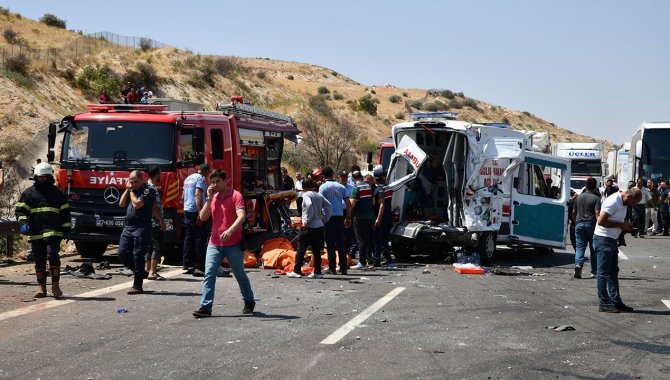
[193,169,256,318]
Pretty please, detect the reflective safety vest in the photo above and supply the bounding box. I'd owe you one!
[15,181,71,241]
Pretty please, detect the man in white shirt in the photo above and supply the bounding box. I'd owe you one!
[593,188,641,313]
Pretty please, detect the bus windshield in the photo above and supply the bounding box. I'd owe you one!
[641,129,670,180]
[63,121,175,166]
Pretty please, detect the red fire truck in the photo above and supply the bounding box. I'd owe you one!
[46,98,299,258]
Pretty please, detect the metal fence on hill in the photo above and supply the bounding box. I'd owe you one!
[0,31,170,73]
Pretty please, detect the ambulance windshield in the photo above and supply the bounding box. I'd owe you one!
[63,121,175,165]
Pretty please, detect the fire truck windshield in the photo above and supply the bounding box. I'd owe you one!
[63,121,175,166]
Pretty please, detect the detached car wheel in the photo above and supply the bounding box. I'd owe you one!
[478,232,497,264]
[75,242,108,259]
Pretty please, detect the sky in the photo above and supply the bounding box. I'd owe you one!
[2,0,669,144]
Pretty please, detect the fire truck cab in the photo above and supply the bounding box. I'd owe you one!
[47,99,299,258]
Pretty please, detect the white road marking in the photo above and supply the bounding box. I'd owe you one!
[321,287,405,345]
[662,300,670,310]
[618,249,629,260]
[0,269,183,323]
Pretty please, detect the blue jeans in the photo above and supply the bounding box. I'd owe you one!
[593,235,622,306]
[199,244,255,312]
[574,222,596,272]
[183,212,207,270]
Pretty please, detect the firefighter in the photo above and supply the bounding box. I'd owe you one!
[118,170,157,294]
[15,162,71,298]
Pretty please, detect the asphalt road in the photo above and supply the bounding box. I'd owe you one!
[0,235,669,379]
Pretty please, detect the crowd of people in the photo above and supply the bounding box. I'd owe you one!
[97,82,154,104]
[570,174,669,313]
[17,157,668,317]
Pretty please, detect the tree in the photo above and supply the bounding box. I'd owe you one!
[297,109,362,170]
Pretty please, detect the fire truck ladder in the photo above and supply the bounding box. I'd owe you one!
[217,102,293,123]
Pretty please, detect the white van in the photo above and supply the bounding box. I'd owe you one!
[386,113,570,263]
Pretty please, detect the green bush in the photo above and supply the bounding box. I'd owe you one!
[317,86,330,95]
[523,111,532,117]
[256,71,267,79]
[308,95,333,118]
[424,102,439,112]
[287,74,294,80]
[370,89,376,95]
[75,65,121,100]
[122,62,162,94]
[4,53,30,76]
[389,95,402,103]
[402,91,408,97]
[139,38,153,52]
[448,99,463,109]
[3,28,19,44]
[409,100,423,110]
[333,92,344,100]
[394,112,405,120]
[39,13,66,29]
[464,98,477,108]
[440,90,455,99]
[214,56,241,77]
[2,71,32,88]
[357,94,377,116]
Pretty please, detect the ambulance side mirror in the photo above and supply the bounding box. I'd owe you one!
[47,122,57,162]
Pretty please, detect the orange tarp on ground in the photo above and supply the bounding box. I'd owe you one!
[259,237,355,274]
[222,250,258,268]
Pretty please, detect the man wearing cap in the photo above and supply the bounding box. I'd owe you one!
[319,167,351,274]
[15,162,71,298]
[311,168,324,188]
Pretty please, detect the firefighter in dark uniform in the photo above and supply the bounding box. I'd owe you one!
[118,170,157,294]
[15,162,71,298]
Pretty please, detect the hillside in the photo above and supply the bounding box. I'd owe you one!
[0,10,606,205]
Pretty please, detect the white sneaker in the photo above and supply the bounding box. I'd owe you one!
[286,271,302,278]
[307,273,323,279]
[351,263,365,270]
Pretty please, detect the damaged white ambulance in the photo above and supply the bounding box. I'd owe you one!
[386,112,570,263]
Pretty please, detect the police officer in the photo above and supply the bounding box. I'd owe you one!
[15,162,71,298]
[118,170,157,294]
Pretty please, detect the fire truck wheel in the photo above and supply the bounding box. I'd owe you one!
[75,242,108,259]
[478,232,497,265]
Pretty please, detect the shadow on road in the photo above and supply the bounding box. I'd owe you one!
[142,290,201,297]
[612,340,670,354]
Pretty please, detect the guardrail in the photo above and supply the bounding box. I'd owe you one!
[0,218,19,257]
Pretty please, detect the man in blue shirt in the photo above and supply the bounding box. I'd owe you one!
[183,164,210,276]
[319,167,352,275]
[118,170,157,294]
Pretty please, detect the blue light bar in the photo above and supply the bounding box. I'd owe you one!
[410,112,459,120]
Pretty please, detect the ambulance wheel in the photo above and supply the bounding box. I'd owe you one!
[478,232,497,264]
[75,242,108,259]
